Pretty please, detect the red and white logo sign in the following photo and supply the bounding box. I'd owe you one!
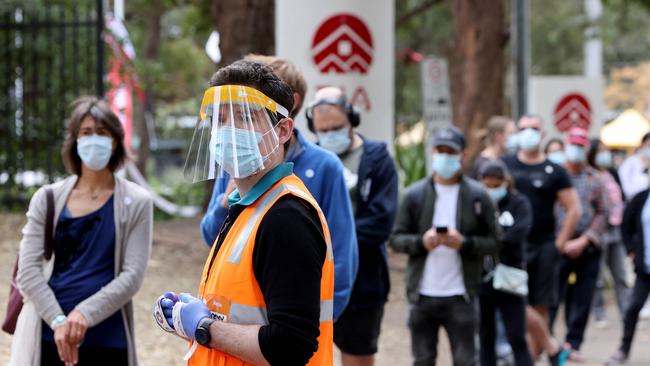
[553,93,591,132]
[311,13,373,74]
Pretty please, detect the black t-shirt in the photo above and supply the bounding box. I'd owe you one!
[502,155,572,244]
[209,195,326,366]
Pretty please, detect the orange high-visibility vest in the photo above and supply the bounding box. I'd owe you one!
[188,174,334,366]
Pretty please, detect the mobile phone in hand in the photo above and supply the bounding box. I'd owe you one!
[435,226,448,234]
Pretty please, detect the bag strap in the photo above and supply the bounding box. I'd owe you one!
[44,187,54,261]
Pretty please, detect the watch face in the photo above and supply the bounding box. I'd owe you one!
[196,328,209,346]
[196,319,213,346]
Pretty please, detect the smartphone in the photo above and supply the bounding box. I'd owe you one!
[435,226,448,234]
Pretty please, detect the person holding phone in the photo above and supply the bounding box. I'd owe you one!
[390,126,501,366]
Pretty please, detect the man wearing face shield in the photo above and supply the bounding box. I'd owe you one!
[153,60,334,366]
[391,126,501,366]
[502,115,581,364]
[548,127,607,362]
[200,56,358,324]
[306,87,398,366]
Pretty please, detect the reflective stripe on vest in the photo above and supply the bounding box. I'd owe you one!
[225,299,334,325]
[190,175,334,366]
[228,183,334,264]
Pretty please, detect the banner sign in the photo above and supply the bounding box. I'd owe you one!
[276,0,395,145]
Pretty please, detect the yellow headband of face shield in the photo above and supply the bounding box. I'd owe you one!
[199,85,290,121]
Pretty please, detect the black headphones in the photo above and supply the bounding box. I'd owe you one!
[305,94,360,132]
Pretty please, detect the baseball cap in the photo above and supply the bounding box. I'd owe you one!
[567,127,589,147]
[433,126,465,151]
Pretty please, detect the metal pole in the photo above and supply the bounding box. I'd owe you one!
[96,0,104,96]
[584,0,603,78]
[512,0,529,120]
[114,0,125,21]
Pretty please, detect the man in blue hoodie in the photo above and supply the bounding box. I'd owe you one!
[306,86,398,366]
[200,56,358,322]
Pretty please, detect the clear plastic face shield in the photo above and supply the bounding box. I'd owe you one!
[184,85,290,182]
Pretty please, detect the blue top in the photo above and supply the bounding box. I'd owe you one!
[42,196,127,349]
[201,129,358,320]
[642,194,650,273]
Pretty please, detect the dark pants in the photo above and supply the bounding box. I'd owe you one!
[41,340,128,366]
[408,295,477,366]
[550,247,601,350]
[619,272,650,355]
[479,283,534,366]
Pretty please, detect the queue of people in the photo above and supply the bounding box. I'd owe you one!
[6,55,650,366]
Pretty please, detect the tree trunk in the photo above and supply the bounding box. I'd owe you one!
[204,0,275,208]
[211,0,275,66]
[449,0,507,165]
[135,0,163,176]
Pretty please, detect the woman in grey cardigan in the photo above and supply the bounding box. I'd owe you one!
[10,97,153,366]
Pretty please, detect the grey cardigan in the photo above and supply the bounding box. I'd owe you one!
[16,175,153,366]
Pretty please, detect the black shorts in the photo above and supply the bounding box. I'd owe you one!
[526,239,560,307]
[334,305,385,355]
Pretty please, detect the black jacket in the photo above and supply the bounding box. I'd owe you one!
[622,188,650,273]
[495,191,532,269]
[390,176,501,302]
[347,136,399,309]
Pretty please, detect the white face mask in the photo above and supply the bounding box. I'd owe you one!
[565,144,586,163]
[77,134,113,171]
[317,127,352,155]
[518,128,542,151]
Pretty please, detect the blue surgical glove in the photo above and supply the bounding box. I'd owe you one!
[171,293,211,340]
[153,292,179,333]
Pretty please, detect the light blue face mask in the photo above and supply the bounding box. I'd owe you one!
[566,144,586,163]
[317,127,351,155]
[486,184,508,204]
[642,147,650,160]
[77,134,113,171]
[505,134,519,154]
[212,126,264,178]
[432,153,462,179]
[595,151,612,168]
[518,128,541,151]
[547,151,566,165]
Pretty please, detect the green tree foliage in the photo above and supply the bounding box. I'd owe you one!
[530,0,585,74]
[395,0,453,122]
[1,1,104,209]
[126,0,215,106]
[531,0,650,75]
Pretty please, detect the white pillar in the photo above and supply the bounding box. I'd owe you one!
[114,0,124,21]
[584,0,603,78]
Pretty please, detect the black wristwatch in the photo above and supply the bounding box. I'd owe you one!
[195,317,216,347]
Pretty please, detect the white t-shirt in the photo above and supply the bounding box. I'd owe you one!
[419,183,467,297]
[618,154,650,199]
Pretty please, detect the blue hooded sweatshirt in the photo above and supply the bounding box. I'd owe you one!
[201,128,359,320]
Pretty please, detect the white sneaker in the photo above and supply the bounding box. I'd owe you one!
[596,319,609,329]
[640,302,650,319]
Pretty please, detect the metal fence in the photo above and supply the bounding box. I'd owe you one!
[0,0,104,209]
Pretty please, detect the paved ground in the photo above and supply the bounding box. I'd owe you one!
[1,213,649,365]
